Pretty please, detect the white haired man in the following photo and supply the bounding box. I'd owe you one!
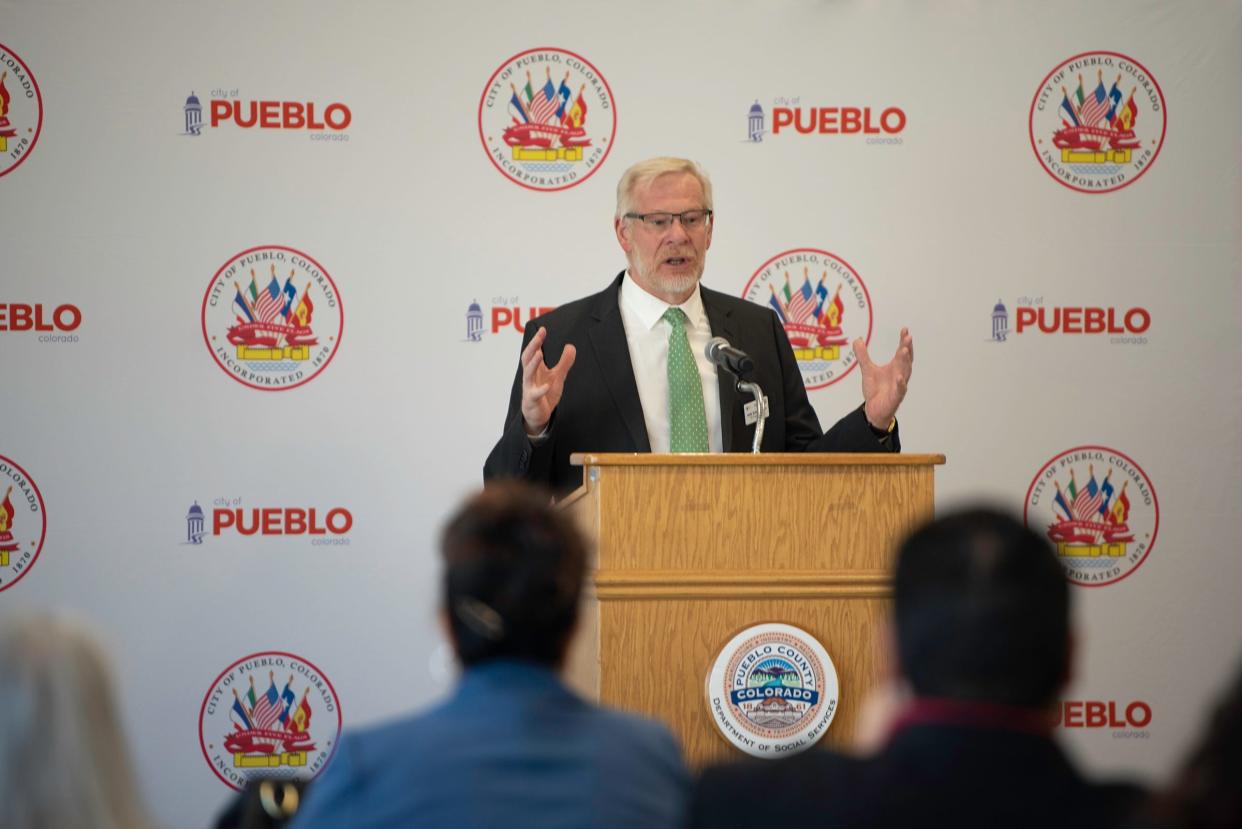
[484,156,913,493]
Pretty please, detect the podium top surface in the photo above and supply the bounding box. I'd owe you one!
[569,452,946,467]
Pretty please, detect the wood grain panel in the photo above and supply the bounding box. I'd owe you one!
[562,490,601,700]
[595,568,890,599]
[572,453,946,467]
[557,454,943,769]
[595,463,934,572]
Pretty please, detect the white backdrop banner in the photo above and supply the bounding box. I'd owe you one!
[3,1,1241,826]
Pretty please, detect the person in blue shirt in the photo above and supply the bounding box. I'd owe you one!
[291,482,690,829]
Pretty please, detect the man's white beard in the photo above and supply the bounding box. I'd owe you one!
[630,254,704,300]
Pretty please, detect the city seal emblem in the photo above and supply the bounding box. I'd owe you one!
[201,245,344,391]
[0,42,43,178]
[706,622,839,758]
[0,453,46,591]
[1024,445,1160,587]
[478,47,616,192]
[1029,51,1166,194]
[742,248,873,390]
[198,651,342,790]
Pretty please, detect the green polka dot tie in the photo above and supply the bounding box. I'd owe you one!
[662,307,709,453]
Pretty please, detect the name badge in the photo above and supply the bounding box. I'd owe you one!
[743,396,770,426]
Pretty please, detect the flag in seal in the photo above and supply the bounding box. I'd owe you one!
[477,47,616,192]
[0,453,47,592]
[1029,51,1166,194]
[0,42,44,178]
[198,651,342,790]
[201,245,344,391]
[706,622,839,758]
[741,249,873,390]
[1024,445,1159,587]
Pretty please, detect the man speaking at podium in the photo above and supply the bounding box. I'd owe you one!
[484,157,913,494]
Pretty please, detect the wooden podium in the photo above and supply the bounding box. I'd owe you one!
[559,452,944,768]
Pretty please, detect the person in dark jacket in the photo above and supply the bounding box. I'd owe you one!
[484,156,912,494]
[689,507,1146,829]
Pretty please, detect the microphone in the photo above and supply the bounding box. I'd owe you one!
[705,337,755,377]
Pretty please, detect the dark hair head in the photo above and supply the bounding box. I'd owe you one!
[441,483,586,667]
[894,507,1070,708]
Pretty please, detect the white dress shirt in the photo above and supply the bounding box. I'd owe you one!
[618,272,723,453]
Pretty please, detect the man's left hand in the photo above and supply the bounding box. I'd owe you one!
[853,327,913,430]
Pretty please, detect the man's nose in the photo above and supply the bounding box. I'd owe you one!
[665,216,691,242]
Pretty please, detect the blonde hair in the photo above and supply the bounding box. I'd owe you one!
[615,157,713,219]
[0,613,153,829]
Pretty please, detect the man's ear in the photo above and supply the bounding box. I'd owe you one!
[614,216,633,254]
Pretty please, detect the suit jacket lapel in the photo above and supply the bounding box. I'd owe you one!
[702,288,741,452]
[588,273,651,452]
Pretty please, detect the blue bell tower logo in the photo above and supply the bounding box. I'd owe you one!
[465,300,484,342]
[992,300,1009,342]
[186,502,205,544]
[184,92,203,136]
[747,100,765,142]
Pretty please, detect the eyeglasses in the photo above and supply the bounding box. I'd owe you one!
[623,209,713,232]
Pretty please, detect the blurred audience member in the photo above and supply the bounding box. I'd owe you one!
[0,612,154,829]
[292,482,690,829]
[1139,658,1242,829]
[688,508,1146,829]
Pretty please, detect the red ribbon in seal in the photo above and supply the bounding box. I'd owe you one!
[785,322,848,349]
[1046,519,1134,544]
[223,727,317,755]
[502,123,591,149]
[1052,126,1140,152]
[226,322,318,348]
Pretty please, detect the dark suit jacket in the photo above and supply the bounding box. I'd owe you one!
[688,722,1145,829]
[484,272,898,492]
[291,660,690,829]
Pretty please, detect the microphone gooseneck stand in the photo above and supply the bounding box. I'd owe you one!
[737,379,767,454]
[704,337,768,454]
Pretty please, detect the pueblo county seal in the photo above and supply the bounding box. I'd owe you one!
[706,623,839,758]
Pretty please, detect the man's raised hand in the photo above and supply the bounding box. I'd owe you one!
[521,326,577,435]
[853,327,913,431]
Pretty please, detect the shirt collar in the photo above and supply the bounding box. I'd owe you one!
[454,659,575,700]
[620,270,708,332]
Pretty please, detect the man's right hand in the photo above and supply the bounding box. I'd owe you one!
[521,326,577,435]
